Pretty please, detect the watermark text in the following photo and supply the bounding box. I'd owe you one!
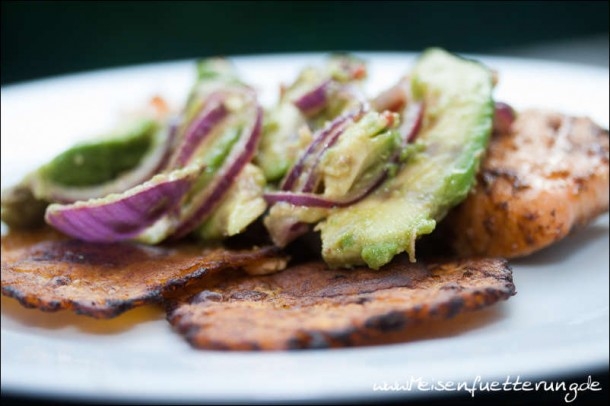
[372,375,601,403]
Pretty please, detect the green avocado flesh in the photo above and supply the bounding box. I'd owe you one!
[318,48,494,269]
[256,56,365,183]
[38,119,158,187]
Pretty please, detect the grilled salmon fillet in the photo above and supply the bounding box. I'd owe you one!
[443,109,609,258]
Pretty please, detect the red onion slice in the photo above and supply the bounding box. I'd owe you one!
[263,162,386,246]
[280,105,365,191]
[493,101,516,135]
[336,84,371,111]
[266,216,311,248]
[371,78,410,113]
[292,80,331,117]
[291,54,366,117]
[45,165,200,242]
[168,93,229,168]
[371,77,424,145]
[300,119,351,193]
[399,101,424,143]
[265,167,387,209]
[300,108,396,194]
[264,108,403,245]
[171,101,264,239]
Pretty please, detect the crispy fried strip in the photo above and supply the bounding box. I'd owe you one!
[167,256,515,350]
[1,227,285,318]
[444,109,609,258]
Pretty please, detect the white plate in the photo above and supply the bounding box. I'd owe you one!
[1,53,608,404]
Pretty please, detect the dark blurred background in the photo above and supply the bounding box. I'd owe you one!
[1,0,608,85]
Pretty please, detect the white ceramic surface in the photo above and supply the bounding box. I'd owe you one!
[1,52,608,404]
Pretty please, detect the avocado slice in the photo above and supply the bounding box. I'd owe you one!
[263,110,400,247]
[256,55,366,183]
[196,163,267,240]
[318,111,399,197]
[35,118,158,187]
[317,48,494,269]
[1,117,164,229]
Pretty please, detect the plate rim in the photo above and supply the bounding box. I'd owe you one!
[1,51,609,404]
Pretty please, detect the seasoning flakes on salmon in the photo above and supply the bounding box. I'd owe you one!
[444,109,609,258]
[166,256,515,350]
[1,227,285,318]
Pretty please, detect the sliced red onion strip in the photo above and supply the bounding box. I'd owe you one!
[302,106,398,194]
[293,79,331,117]
[266,79,422,244]
[171,103,264,239]
[335,56,367,81]
[267,108,407,210]
[155,115,182,170]
[265,167,387,209]
[268,217,311,248]
[45,165,200,242]
[169,93,229,167]
[399,101,424,144]
[280,105,365,191]
[371,79,409,113]
[493,101,516,135]
[371,77,423,145]
[300,119,352,193]
[336,84,371,111]
[265,191,342,208]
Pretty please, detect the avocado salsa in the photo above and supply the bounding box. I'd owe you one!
[0,49,494,269]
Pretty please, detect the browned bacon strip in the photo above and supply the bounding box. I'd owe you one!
[1,227,285,318]
[167,256,515,350]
